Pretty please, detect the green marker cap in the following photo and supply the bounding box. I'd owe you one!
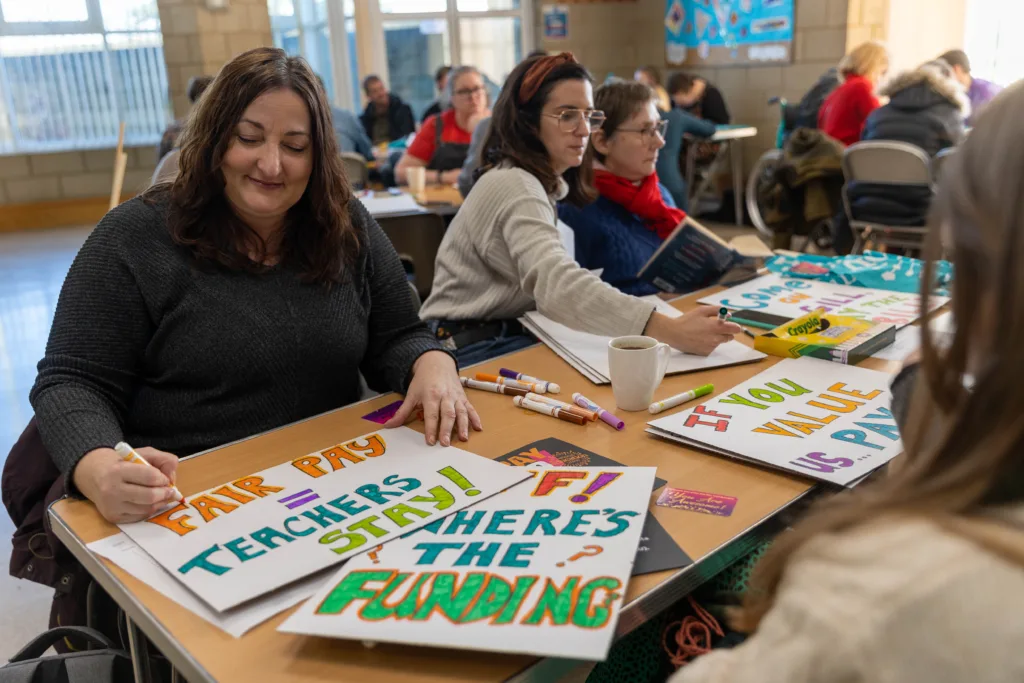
[694,383,714,398]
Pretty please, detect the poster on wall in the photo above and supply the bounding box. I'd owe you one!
[118,427,531,612]
[543,5,570,39]
[279,466,656,661]
[665,0,794,67]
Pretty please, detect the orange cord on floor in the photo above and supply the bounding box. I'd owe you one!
[662,596,726,669]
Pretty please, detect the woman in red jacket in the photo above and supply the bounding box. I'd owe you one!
[818,41,890,145]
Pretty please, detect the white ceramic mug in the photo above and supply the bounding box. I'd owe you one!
[407,166,426,195]
[608,335,671,411]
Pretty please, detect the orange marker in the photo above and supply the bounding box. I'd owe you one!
[474,373,547,394]
[114,441,184,502]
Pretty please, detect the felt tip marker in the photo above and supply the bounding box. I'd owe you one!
[498,368,561,393]
[718,307,731,322]
[572,393,625,430]
[648,384,715,415]
[524,392,597,421]
[474,373,546,393]
[114,441,184,502]
[513,396,587,425]
[460,377,529,397]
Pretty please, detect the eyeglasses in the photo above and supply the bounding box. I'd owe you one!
[541,109,607,133]
[454,86,486,98]
[615,119,669,143]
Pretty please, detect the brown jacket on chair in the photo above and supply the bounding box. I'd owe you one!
[760,128,845,241]
[1,419,110,651]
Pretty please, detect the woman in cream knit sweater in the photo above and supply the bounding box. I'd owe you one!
[673,83,1024,683]
[420,53,740,364]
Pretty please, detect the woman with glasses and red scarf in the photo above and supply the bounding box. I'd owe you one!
[420,53,740,366]
[558,79,681,297]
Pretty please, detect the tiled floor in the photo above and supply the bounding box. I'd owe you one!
[0,225,92,662]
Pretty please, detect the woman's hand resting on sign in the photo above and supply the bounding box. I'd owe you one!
[385,350,482,447]
[645,306,744,356]
[73,446,180,523]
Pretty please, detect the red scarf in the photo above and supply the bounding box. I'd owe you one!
[594,170,685,240]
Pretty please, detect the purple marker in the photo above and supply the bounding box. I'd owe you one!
[572,392,625,431]
[499,368,561,393]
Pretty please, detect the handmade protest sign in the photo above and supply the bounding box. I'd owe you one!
[496,438,692,576]
[118,427,530,612]
[647,357,902,486]
[698,273,948,328]
[279,466,656,661]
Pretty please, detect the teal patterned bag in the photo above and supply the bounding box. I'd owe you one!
[767,251,952,297]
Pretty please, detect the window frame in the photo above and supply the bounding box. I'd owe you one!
[0,0,105,36]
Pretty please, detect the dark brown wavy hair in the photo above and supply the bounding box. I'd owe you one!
[476,52,596,207]
[149,47,356,284]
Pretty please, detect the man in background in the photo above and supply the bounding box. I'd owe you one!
[359,75,416,145]
[157,75,212,161]
[940,49,1001,125]
[421,65,451,123]
[315,75,373,161]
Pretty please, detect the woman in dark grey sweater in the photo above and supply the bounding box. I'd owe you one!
[30,48,479,524]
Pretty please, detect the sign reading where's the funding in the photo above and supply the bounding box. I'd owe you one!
[279,466,656,661]
[118,427,530,612]
[647,357,902,486]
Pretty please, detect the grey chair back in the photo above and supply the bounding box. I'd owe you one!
[150,148,181,187]
[841,141,933,254]
[931,147,955,187]
[340,152,369,190]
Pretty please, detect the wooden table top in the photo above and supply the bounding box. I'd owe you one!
[414,184,463,209]
[50,288,902,683]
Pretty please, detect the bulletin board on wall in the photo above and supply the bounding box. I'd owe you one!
[664,0,794,67]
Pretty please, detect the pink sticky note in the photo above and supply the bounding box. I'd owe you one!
[655,487,738,517]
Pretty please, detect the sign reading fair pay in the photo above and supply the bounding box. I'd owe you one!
[118,427,530,612]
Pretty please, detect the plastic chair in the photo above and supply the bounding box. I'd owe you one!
[150,148,181,187]
[931,147,955,188]
[340,152,369,190]
[841,141,933,255]
[375,211,447,300]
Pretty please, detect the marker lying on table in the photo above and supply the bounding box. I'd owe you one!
[524,392,597,421]
[498,368,561,394]
[460,377,529,397]
[114,441,184,502]
[572,392,626,430]
[474,372,547,393]
[648,383,715,415]
[513,396,587,425]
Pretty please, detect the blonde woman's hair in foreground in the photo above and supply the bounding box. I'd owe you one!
[735,81,1024,632]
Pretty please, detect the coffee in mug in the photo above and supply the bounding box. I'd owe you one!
[607,336,671,411]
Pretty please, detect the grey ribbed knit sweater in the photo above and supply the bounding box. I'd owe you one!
[30,196,442,483]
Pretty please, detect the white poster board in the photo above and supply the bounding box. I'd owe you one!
[280,466,656,661]
[698,274,948,327]
[647,358,901,485]
[119,427,530,612]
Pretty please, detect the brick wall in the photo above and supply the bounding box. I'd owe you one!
[0,147,157,205]
[539,0,860,174]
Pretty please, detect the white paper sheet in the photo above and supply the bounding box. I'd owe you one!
[88,534,323,638]
[522,296,766,384]
[280,466,656,661]
[118,427,531,612]
[698,274,949,328]
[871,311,955,362]
[357,193,426,216]
[647,357,902,486]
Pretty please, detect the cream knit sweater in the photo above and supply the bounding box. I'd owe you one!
[672,513,1024,683]
[419,166,656,336]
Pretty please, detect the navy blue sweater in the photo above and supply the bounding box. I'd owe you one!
[557,184,675,297]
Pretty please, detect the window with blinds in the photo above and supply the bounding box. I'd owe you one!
[0,0,171,154]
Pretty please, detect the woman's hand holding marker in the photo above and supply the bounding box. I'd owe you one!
[73,443,181,523]
[645,306,743,356]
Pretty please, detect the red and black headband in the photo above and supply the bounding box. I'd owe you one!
[518,52,578,105]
